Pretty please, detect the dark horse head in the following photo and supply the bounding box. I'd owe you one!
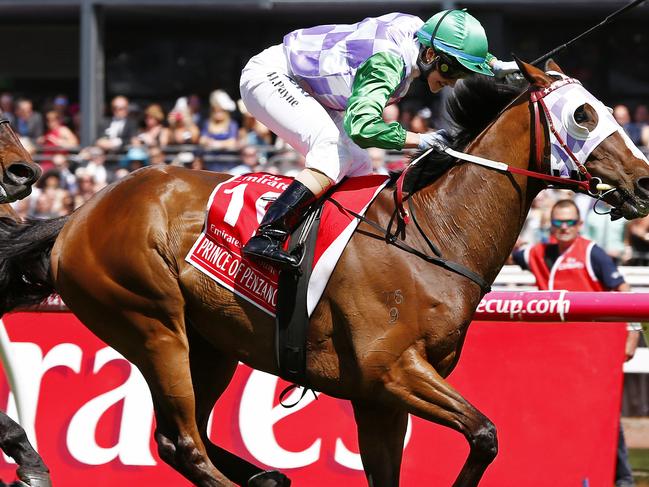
[0,116,42,203]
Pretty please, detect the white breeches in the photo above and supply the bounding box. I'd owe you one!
[239,44,372,184]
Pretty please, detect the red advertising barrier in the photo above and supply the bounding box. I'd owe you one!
[0,312,626,487]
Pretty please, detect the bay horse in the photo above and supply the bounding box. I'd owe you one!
[0,118,50,486]
[1,60,648,487]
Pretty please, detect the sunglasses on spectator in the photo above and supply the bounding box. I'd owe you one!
[551,219,579,227]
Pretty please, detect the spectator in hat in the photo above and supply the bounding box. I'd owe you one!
[200,89,239,151]
[133,103,170,148]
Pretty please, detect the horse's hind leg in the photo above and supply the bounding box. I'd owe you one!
[0,412,51,487]
[187,324,291,487]
[131,318,235,487]
[352,400,408,487]
[65,299,234,486]
[384,348,497,487]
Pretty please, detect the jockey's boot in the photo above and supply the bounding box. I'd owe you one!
[242,180,316,269]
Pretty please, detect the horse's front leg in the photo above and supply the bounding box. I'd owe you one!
[352,399,408,487]
[0,412,51,487]
[382,347,497,487]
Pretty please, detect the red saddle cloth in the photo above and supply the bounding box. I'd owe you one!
[186,172,389,316]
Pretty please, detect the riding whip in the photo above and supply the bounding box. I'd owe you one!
[532,0,647,66]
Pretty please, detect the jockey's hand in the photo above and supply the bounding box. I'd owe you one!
[418,129,450,153]
[491,59,520,79]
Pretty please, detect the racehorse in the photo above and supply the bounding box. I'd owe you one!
[0,116,42,203]
[0,119,50,486]
[0,60,648,487]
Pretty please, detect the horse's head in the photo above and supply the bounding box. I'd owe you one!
[517,59,649,219]
[0,117,42,203]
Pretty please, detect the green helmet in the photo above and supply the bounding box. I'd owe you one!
[417,9,494,77]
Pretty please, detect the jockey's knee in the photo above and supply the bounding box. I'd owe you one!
[296,168,334,196]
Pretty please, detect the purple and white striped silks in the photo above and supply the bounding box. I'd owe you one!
[283,13,423,111]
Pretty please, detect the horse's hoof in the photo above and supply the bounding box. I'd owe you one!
[248,469,291,487]
[16,466,53,487]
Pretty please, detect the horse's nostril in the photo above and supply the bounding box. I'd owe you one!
[636,176,649,197]
[6,162,38,183]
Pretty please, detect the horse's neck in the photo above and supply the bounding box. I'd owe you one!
[414,103,542,285]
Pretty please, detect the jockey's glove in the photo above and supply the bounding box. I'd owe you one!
[418,129,450,153]
[491,59,520,79]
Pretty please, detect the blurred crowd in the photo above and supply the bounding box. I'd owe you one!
[3,88,649,266]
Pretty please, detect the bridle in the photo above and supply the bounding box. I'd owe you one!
[528,77,609,194]
[394,76,623,223]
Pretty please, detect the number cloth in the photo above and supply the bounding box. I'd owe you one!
[186,173,389,316]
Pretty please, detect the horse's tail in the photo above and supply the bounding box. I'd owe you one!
[0,216,68,315]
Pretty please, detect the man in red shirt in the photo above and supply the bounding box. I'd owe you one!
[513,199,640,487]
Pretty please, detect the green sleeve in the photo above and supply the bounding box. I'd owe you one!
[343,51,407,150]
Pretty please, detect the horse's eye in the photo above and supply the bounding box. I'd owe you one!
[574,105,589,124]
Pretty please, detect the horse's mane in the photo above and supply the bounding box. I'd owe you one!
[392,76,527,193]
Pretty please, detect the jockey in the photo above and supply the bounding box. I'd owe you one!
[240,9,517,269]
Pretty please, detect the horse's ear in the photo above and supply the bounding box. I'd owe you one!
[544,58,564,74]
[512,54,552,88]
